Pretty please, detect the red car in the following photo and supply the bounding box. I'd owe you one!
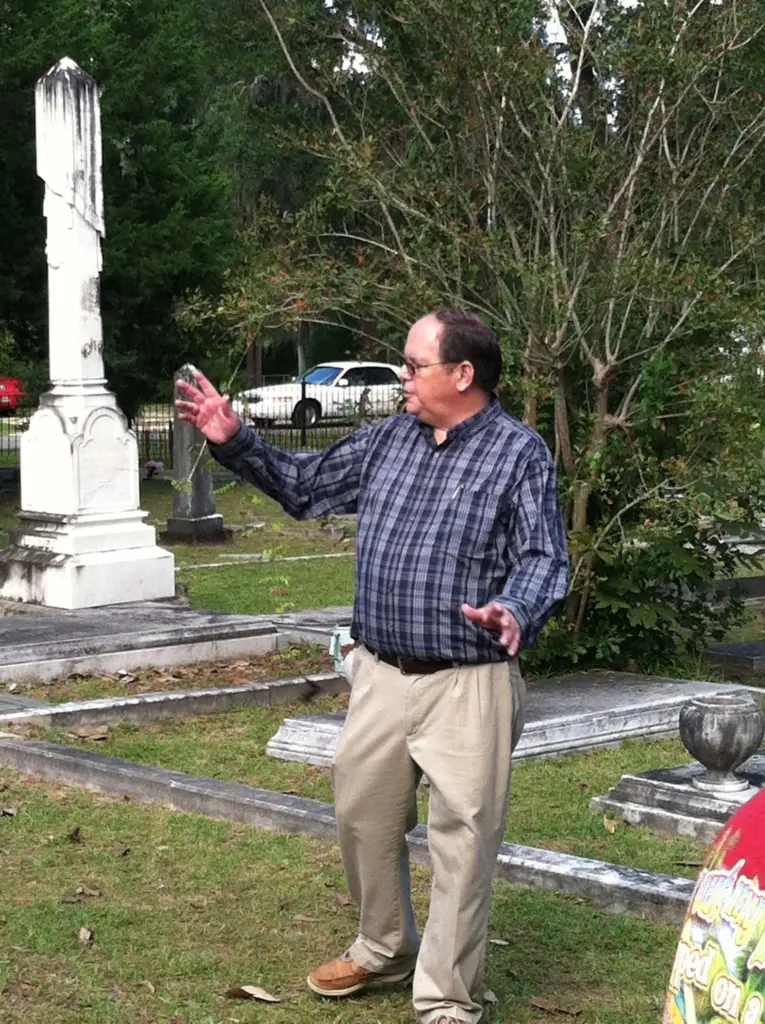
[0,377,26,413]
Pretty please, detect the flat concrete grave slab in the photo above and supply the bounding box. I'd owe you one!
[267,672,746,767]
[274,606,353,645]
[0,602,279,683]
[591,754,765,845]
[704,641,765,677]
[0,733,694,923]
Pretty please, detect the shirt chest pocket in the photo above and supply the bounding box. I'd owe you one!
[435,485,501,559]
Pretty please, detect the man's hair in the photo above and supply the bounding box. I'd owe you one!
[433,309,502,393]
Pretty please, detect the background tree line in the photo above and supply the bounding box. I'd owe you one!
[2,0,765,670]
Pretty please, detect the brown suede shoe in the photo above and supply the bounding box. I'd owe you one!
[307,950,413,997]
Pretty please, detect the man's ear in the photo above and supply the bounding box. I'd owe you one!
[455,361,475,392]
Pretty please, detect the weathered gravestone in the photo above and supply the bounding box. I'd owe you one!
[166,365,225,542]
[0,57,174,608]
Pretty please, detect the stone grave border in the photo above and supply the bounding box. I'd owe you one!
[0,731,694,924]
[0,671,348,729]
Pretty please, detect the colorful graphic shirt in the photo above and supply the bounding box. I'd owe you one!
[664,788,765,1024]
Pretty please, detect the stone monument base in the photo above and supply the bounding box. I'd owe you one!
[0,510,175,609]
[590,754,765,844]
[165,513,226,543]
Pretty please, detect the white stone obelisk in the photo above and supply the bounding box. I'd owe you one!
[0,58,175,608]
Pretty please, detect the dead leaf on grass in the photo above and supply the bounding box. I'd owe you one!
[78,926,93,944]
[484,988,499,1005]
[118,846,131,857]
[61,894,82,905]
[67,826,82,843]
[77,886,101,897]
[489,938,509,946]
[602,815,619,833]
[293,914,319,923]
[333,893,354,907]
[69,725,110,742]
[225,985,280,1003]
[529,996,581,1016]
[1,807,19,817]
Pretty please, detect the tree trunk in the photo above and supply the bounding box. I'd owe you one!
[566,381,610,629]
[246,338,263,387]
[522,349,539,429]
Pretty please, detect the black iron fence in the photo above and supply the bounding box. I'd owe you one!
[0,402,34,467]
[0,385,399,472]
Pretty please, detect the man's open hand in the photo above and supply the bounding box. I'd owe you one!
[461,602,522,656]
[175,369,241,446]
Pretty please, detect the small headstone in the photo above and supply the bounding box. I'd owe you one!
[166,365,226,542]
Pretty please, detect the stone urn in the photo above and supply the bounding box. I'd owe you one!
[679,692,765,793]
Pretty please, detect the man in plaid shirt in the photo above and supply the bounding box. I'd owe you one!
[177,309,569,1024]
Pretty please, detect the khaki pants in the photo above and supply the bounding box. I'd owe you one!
[331,644,526,1024]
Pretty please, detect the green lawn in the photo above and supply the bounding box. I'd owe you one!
[34,703,706,878]
[180,557,356,616]
[0,478,358,612]
[0,764,679,1024]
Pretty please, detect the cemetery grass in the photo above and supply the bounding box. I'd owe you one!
[0,768,675,1024]
[33,705,708,878]
[0,479,356,568]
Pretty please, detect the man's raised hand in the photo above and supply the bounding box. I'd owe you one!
[175,369,241,446]
[461,602,522,656]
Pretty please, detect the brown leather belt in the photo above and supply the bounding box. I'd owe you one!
[366,646,457,675]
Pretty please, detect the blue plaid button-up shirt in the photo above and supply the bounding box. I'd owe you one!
[210,400,569,662]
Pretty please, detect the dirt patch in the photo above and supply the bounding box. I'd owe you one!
[9,645,335,704]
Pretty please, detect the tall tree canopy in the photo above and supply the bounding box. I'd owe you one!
[217,0,765,665]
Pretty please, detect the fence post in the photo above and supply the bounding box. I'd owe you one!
[300,378,307,448]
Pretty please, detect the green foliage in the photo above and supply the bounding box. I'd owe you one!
[0,0,236,413]
[218,0,765,672]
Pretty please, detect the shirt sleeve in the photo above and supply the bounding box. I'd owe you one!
[208,421,374,520]
[490,442,570,647]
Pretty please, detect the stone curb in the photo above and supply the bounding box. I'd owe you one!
[0,672,349,728]
[0,735,694,923]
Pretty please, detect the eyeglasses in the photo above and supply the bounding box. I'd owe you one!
[401,360,456,377]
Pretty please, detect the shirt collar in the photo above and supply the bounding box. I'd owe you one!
[417,397,502,448]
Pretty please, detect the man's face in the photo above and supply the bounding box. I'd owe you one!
[401,315,459,423]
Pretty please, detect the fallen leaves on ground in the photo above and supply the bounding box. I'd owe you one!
[77,926,93,945]
[225,985,280,1003]
[68,725,110,742]
[602,815,619,833]
[21,648,335,702]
